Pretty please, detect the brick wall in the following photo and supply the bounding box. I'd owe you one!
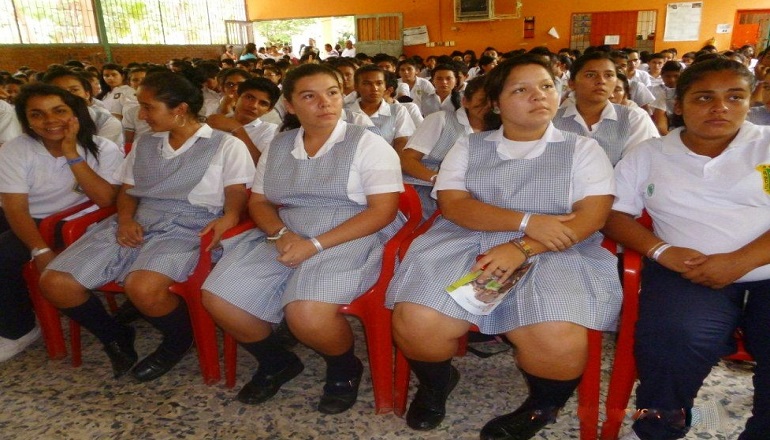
[1,44,226,73]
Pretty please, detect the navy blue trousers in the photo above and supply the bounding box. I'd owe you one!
[0,211,37,339]
[633,260,770,440]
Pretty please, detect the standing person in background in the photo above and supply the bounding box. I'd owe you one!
[221,45,238,62]
[341,40,356,58]
[99,64,136,121]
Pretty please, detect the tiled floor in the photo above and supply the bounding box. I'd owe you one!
[0,316,755,440]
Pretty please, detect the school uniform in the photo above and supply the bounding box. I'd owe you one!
[0,100,21,146]
[203,120,403,324]
[89,105,125,149]
[747,106,770,126]
[419,93,456,117]
[613,122,770,438]
[386,124,621,335]
[403,109,471,218]
[399,77,435,109]
[553,101,659,165]
[242,118,278,153]
[122,104,152,140]
[47,125,254,288]
[102,85,136,118]
[0,134,122,340]
[345,99,415,145]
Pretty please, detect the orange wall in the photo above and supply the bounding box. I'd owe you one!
[246,0,770,57]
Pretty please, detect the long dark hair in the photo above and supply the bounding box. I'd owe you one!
[280,64,341,132]
[670,58,754,128]
[15,83,99,160]
[139,71,204,116]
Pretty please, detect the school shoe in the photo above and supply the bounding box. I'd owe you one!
[479,405,559,440]
[103,327,138,378]
[0,326,41,362]
[406,365,461,431]
[318,358,364,415]
[237,354,305,405]
[131,342,193,382]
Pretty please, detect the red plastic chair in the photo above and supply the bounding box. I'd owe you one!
[26,205,251,385]
[222,185,423,414]
[392,211,625,440]
[599,212,754,440]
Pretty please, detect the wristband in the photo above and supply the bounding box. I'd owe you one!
[30,247,52,260]
[509,239,533,262]
[646,241,666,259]
[429,174,438,184]
[66,156,85,166]
[266,226,289,242]
[519,212,532,232]
[309,237,324,253]
[651,243,672,261]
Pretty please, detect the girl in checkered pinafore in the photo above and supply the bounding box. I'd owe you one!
[41,71,254,382]
[201,64,404,415]
[387,55,622,439]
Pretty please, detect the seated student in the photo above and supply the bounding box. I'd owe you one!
[610,73,638,108]
[3,77,23,105]
[0,84,122,362]
[383,71,423,128]
[553,51,659,165]
[0,96,21,146]
[748,71,770,125]
[603,58,770,440]
[650,60,683,135]
[216,68,251,116]
[468,55,498,79]
[646,53,666,87]
[197,62,223,118]
[201,64,403,414]
[345,65,415,152]
[387,54,621,438]
[420,56,437,78]
[39,71,254,381]
[400,76,488,219]
[398,58,435,110]
[419,64,461,117]
[122,66,154,145]
[99,63,136,121]
[333,59,359,105]
[206,77,281,165]
[611,50,655,111]
[43,68,125,148]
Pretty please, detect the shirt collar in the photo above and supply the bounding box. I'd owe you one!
[662,122,764,155]
[292,119,347,158]
[561,100,617,122]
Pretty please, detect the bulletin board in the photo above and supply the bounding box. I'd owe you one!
[663,2,702,41]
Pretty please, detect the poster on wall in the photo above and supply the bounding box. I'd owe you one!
[403,25,429,46]
[663,2,702,41]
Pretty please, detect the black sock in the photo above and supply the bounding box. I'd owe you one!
[408,358,452,391]
[143,301,193,357]
[240,332,298,376]
[520,369,582,410]
[60,294,130,346]
[319,345,360,383]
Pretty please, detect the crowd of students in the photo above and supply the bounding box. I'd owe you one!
[0,40,769,440]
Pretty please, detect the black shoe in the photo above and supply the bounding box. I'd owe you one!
[131,343,192,382]
[237,355,304,405]
[479,405,560,440]
[318,358,364,415]
[104,327,138,379]
[406,365,460,431]
[114,300,142,326]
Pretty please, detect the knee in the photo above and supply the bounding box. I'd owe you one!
[39,270,82,303]
[511,323,587,364]
[285,301,338,336]
[392,303,464,353]
[124,278,173,313]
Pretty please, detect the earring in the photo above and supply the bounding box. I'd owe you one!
[492,107,500,114]
[174,114,187,127]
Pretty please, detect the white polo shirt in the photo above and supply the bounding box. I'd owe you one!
[0,100,21,146]
[117,124,255,213]
[252,119,403,205]
[346,99,415,145]
[0,134,123,218]
[612,123,770,282]
[102,85,136,118]
[242,118,278,153]
[406,108,474,156]
[434,123,615,203]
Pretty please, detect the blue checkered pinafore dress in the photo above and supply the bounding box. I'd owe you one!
[552,103,634,165]
[402,110,465,219]
[386,130,622,334]
[48,130,224,288]
[203,124,403,324]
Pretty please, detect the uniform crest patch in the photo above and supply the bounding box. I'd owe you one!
[757,164,770,195]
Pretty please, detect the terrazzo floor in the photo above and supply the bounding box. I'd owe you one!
[0,310,756,440]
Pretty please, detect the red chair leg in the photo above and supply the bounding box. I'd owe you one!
[358,308,394,414]
[224,333,238,388]
[394,349,410,416]
[182,294,221,385]
[24,264,68,360]
[578,329,602,440]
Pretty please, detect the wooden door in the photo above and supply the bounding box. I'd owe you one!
[355,13,403,56]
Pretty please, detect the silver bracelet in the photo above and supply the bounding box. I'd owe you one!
[266,226,288,242]
[30,247,52,260]
[519,212,532,232]
[309,237,324,253]
[651,243,672,261]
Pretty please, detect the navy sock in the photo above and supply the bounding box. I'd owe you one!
[240,332,298,375]
[319,345,360,382]
[143,301,193,356]
[408,358,452,391]
[520,369,582,410]
[60,294,130,346]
